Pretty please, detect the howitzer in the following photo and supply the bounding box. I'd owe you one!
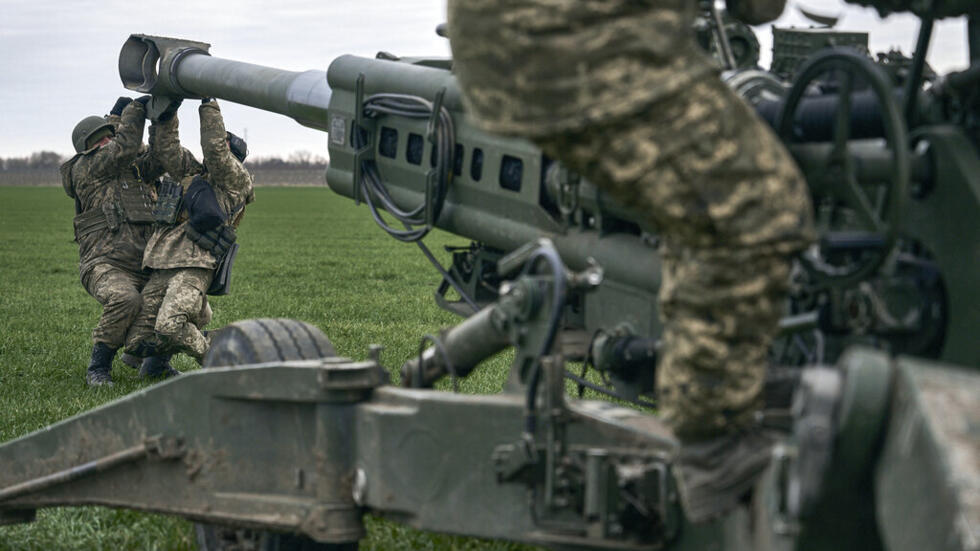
[3,5,980,550]
[118,24,980,373]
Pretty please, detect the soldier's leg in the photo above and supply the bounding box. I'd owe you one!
[656,246,791,436]
[154,268,214,362]
[448,0,813,519]
[125,269,186,379]
[657,244,794,519]
[537,78,813,521]
[141,286,211,379]
[663,250,791,404]
[81,264,146,385]
[539,77,813,424]
[83,264,146,349]
[124,269,173,357]
[120,272,152,369]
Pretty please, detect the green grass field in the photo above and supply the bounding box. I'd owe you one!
[0,186,534,550]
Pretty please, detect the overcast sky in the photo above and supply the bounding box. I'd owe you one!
[0,0,970,159]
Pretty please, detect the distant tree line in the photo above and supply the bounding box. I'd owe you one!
[247,151,328,169]
[0,151,65,171]
[0,151,328,171]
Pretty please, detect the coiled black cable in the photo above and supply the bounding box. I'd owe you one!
[350,92,478,310]
[352,93,455,242]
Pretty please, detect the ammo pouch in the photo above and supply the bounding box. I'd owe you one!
[185,224,239,296]
[153,178,184,225]
[102,201,121,231]
[73,208,109,239]
[117,183,156,224]
[185,176,226,232]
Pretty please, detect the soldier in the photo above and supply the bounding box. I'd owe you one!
[125,98,253,372]
[447,0,815,522]
[105,99,175,372]
[62,96,161,386]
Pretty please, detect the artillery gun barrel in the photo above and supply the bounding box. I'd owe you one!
[167,55,330,131]
[119,34,331,131]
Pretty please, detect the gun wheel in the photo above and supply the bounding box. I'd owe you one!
[196,318,356,551]
[778,49,910,287]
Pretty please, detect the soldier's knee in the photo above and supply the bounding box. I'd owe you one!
[107,286,142,314]
[155,308,193,340]
[155,318,180,339]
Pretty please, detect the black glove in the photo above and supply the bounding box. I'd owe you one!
[186,224,237,258]
[134,95,152,108]
[185,174,226,232]
[156,98,183,122]
[110,96,133,116]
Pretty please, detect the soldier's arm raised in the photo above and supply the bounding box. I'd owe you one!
[149,113,201,181]
[135,127,166,183]
[87,101,147,178]
[199,99,252,197]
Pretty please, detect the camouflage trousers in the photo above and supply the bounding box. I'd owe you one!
[82,263,149,348]
[536,77,815,439]
[126,268,213,361]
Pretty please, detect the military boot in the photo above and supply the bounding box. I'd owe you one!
[85,342,118,387]
[674,428,775,523]
[139,355,180,380]
[121,352,142,369]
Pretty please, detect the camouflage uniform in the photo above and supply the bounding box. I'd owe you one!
[126,100,253,361]
[447,0,815,439]
[61,101,161,349]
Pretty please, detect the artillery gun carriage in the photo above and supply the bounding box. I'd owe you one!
[1,2,978,550]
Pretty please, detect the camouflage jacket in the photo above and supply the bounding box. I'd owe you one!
[143,100,253,270]
[448,0,786,137]
[61,102,159,278]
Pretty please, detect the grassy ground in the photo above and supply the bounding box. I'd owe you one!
[0,187,534,550]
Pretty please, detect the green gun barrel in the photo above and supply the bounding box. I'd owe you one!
[119,34,331,131]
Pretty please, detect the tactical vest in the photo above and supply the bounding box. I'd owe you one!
[66,158,157,241]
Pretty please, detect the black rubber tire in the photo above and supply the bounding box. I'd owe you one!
[195,318,355,551]
[204,318,337,367]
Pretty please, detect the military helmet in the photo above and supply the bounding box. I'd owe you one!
[226,131,248,163]
[71,116,114,154]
